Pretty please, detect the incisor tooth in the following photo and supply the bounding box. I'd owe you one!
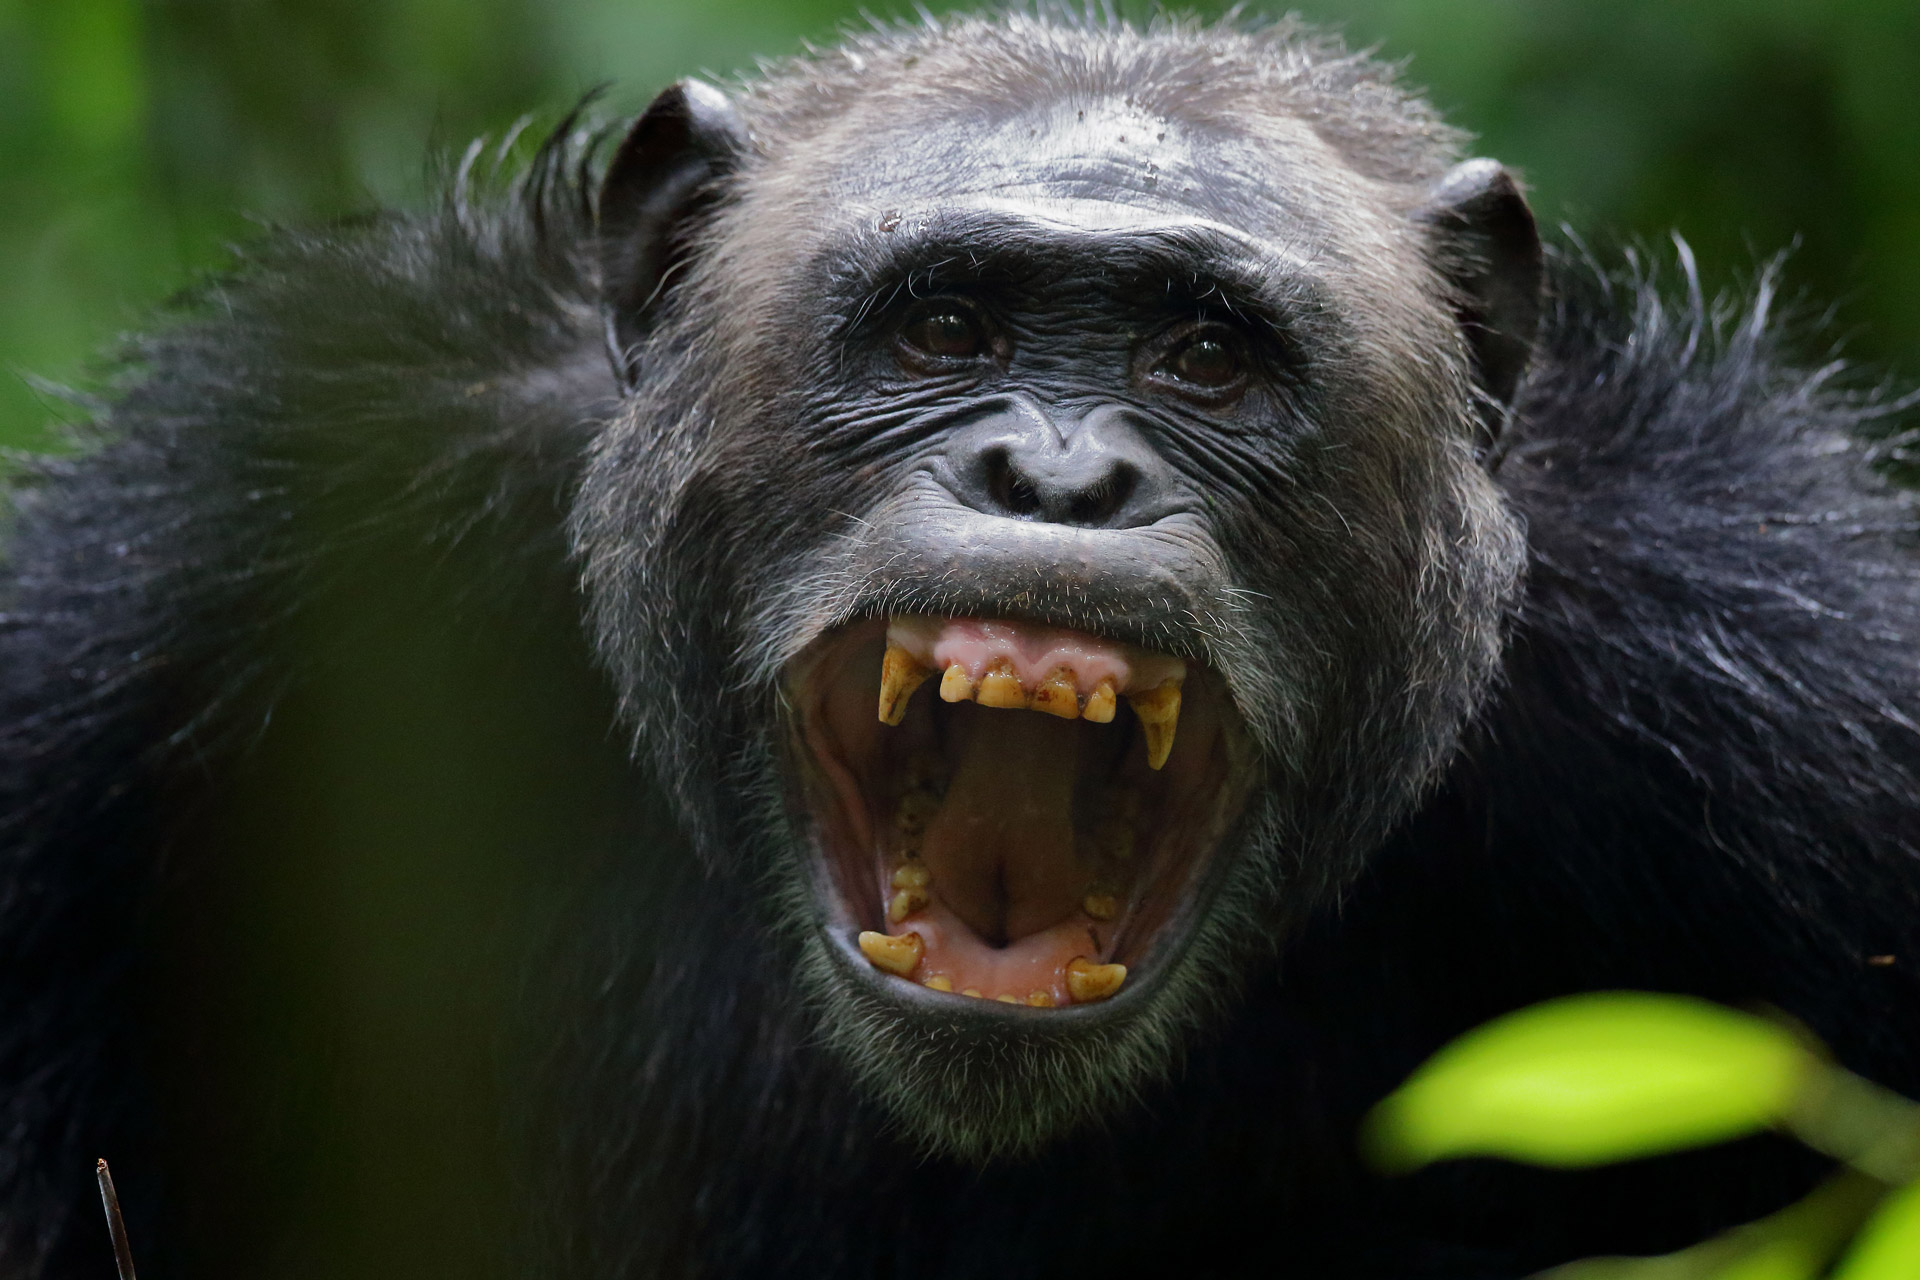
[1083,677,1117,724]
[887,888,930,922]
[1127,678,1182,770]
[877,642,932,726]
[939,663,975,702]
[1066,957,1127,1003]
[1030,668,1080,719]
[995,994,1021,1004]
[961,988,984,999]
[976,660,1026,710]
[857,930,924,976]
[890,862,931,890]
[1026,991,1055,1007]
[922,975,953,992]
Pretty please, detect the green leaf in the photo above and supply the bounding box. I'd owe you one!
[1830,1178,1920,1280]
[1710,1234,1829,1280]
[1364,992,1819,1172]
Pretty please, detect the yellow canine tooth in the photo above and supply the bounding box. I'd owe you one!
[939,663,975,702]
[1082,677,1117,724]
[877,642,933,726]
[922,975,953,992]
[975,660,1026,710]
[1065,957,1127,1003]
[887,888,930,923]
[1126,678,1182,770]
[857,930,924,977]
[1030,668,1080,719]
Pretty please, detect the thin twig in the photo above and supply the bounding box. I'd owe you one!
[94,1159,138,1280]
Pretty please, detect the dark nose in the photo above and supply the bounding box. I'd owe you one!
[944,400,1169,529]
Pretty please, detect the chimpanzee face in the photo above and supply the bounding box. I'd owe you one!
[578,79,1533,1157]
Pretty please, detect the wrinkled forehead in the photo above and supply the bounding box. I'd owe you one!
[744,92,1424,303]
[802,92,1374,245]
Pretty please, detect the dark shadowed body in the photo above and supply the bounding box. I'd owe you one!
[2,12,1918,1280]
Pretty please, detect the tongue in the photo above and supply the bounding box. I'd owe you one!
[919,704,1087,946]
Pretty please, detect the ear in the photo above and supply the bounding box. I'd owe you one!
[598,79,748,389]
[1417,159,1542,451]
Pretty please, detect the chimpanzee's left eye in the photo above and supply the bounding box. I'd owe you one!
[1169,335,1240,387]
[1149,324,1249,402]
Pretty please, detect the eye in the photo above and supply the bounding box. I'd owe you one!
[1163,331,1243,389]
[898,303,987,363]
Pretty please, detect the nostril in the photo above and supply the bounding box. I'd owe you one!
[1066,465,1136,526]
[984,448,1043,518]
[959,426,1156,527]
[1006,475,1041,517]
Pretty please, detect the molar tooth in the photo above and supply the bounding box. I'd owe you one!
[1083,892,1118,921]
[877,642,932,726]
[939,663,975,702]
[1083,677,1117,724]
[887,888,930,923]
[1127,678,1183,770]
[1026,991,1056,1007]
[1065,957,1128,1003]
[975,660,1026,710]
[922,975,953,992]
[858,930,924,976]
[1030,668,1081,719]
[891,862,932,890]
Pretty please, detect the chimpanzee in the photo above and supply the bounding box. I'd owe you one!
[2,11,1917,1280]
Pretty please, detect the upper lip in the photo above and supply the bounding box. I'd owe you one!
[782,482,1230,660]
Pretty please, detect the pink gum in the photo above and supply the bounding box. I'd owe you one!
[886,615,1184,697]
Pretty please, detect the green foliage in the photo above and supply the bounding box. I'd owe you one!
[1365,993,1817,1171]
[1832,1178,1920,1280]
[1368,993,1920,1279]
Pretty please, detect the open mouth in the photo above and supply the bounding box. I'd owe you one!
[788,613,1253,1010]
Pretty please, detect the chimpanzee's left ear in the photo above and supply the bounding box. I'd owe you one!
[598,79,749,389]
[1417,159,1542,451]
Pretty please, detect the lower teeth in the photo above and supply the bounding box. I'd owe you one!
[860,673,1145,1007]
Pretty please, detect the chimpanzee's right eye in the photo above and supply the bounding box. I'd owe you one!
[898,303,987,364]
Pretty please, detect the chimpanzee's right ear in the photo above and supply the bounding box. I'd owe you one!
[598,79,747,390]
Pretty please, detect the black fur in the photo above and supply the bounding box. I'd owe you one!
[5,14,1920,1280]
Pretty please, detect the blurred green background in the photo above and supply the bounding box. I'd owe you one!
[0,5,1915,1275]
[1,0,1917,453]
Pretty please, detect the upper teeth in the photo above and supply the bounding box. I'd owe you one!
[875,640,1184,769]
